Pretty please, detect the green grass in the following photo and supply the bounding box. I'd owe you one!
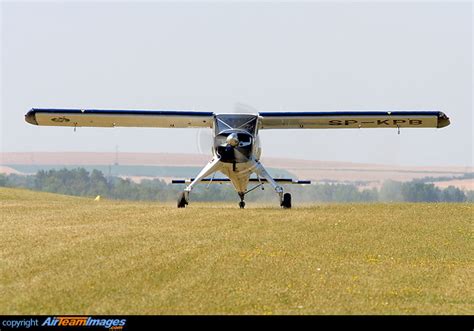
[0,187,472,314]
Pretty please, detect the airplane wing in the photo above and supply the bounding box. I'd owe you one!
[25,108,214,128]
[258,111,450,129]
[172,178,311,184]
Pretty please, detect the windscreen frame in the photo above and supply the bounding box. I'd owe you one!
[214,114,258,135]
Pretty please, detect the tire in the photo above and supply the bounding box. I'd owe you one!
[177,192,188,208]
[281,193,292,209]
[239,201,245,209]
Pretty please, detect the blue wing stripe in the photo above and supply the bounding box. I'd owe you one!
[28,108,213,116]
[259,111,443,117]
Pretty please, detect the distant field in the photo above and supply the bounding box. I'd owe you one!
[1,188,472,314]
[431,179,474,191]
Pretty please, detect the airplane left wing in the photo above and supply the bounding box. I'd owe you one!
[172,178,311,184]
[258,111,450,129]
[25,108,214,128]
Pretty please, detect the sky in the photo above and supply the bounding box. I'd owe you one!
[1,1,472,167]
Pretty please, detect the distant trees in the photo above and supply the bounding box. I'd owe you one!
[401,182,440,202]
[441,186,467,202]
[379,180,467,202]
[466,191,474,203]
[301,184,378,202]
[0,174,6,186]
[89,169,109,196]
[35,168,96,196]
[413,172,474,183]
[0,168,472,203]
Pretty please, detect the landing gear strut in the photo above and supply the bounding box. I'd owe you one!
[177,157,221,209]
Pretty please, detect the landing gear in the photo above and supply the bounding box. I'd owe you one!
[238,192,245,209]
[177,192,188,208]
[177,157,222,209]
[281,193,292,209]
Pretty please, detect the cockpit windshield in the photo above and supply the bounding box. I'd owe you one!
[215,114,258,134]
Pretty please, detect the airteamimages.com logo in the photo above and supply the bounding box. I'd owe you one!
[1,317,127,330]
[42,317,126,329]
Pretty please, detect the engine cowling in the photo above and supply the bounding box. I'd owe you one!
[215,130,253,163]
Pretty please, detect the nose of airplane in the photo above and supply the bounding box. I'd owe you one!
[226,133,239,147]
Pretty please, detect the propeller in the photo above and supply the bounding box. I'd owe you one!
[196,102,258,159]
[195,127,213,155]
[218,131,252,163]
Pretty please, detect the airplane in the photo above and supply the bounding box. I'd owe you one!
[25,108,450,208]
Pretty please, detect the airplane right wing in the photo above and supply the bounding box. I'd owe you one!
[258,111,450,129]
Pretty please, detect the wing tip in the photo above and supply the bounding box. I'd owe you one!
[25,109,38,125]
[437,112,450,128]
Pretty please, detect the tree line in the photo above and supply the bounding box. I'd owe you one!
[0,168,472,203]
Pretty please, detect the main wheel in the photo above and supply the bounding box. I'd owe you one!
[177,192,188,208]
[239,201,246,209]
[281,193,292,209]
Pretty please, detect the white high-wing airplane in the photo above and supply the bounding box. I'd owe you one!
[25,109,450,208]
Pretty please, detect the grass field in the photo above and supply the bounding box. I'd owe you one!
[1,187,472,315]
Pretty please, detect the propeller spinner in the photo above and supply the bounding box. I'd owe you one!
[226,133,240,147]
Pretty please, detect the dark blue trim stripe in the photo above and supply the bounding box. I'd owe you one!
[258,111,443,117]
[28,108,214,117]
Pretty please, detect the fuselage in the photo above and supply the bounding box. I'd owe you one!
[210,114,262,193]
[212,113,261,163]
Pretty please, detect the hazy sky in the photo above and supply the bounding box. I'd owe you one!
[1,1,472,167]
